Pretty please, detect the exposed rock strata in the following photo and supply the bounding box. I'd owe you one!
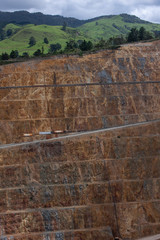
[0,41,160,239]
[0,41,160,144]
[0,120,160,239]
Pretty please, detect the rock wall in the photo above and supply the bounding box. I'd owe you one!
[0,41,160,239]
[0,120,160,240]
[0,41,160,144]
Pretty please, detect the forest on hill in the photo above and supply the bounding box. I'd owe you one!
[0,11,150,28]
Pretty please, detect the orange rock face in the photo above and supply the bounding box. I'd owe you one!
[0,41,160,144]
[0,120,160,239]
[0,41,160,239]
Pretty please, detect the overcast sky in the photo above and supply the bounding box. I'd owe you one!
[1,0,160,23]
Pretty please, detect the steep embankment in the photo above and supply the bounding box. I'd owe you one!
[0,40,160,240]
[0,120,160,239]
[0,41,160,144]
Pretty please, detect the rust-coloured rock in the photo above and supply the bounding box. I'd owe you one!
[0,41,160,144]
[0,120,160,239]
[0,41,160,239]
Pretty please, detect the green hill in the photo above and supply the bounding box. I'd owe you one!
[78,15,160,40]
[0,11,150,28]
[0,24,89,55]
[0,13,160,56]
[0,11,85,27]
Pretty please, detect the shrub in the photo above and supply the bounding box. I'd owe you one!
[44,37,49,44]
[1,52,9,60]
[33,49,41,56]
[49,43,62,53]
[10,50,19,59]
[22,52,29,58]
[29,36,36,47]
[79,40,93,51]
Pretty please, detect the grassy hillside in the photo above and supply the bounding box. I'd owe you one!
[0,24,89,55]
[0,14,160,56]
[78,15,160,40]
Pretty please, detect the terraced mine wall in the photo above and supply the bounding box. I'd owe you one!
[0,41,160,144]
[0,41,160,239]
[0,120,160,240]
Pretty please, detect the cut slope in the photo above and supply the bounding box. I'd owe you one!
[0,120,160,239]
[0,41,160,144]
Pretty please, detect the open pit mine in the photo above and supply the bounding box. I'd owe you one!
[0,41,160,240]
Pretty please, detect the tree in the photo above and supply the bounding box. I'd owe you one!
[127,27,153,43]
[7,29,13,37]
[33,49,41,56]
[65,40,78,50]
[10,50,19,59]
[145,31,153,40]
[77,40,83,45]
[95,38,106,48]
[127,28,139,42]
[22,52,29,58]
[49,43,62,53]
[61,21,67,31]
[111,35,126,45]
[41,46,44,55]
[144,30,153,40]
[29,36,36,47]
[79,40,87,51]
[79,40,93,51]
[107,37,114,46]
[1,52,9,60]
[138,27,146,41]
[44,37,49,44]
[0,30,5,41]
[87,41,93,50]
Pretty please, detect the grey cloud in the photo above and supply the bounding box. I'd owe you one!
[0,0,45,11]
[48,0,160,22]
[131,5,160,23]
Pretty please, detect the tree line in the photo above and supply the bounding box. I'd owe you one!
[127,27,153,42]
[0,37,94,60]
